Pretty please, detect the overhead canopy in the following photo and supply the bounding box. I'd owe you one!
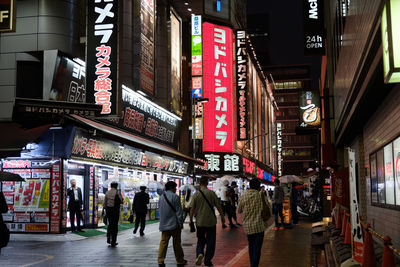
[68,114,202,165]
[0,123,52,158]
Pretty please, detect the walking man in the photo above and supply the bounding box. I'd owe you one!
[273,179,285,230]
[238,179,266,267]
[228,181,241,226]
[104,181,123,247]
[67,179,84,232]
[190,176,226,267]
[158,181,187,267]
[132,186,149,236]
[220,180,235,228]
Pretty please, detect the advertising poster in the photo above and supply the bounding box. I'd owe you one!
[191,15,202,76]
[202,22,234,153]
[140,0,155,94]
[299,91,321,128]
[370,153,378,203]
[13,179,50,211]
[394,137,400,205]
[384,143,395,205]
[2,181,14,192]
[170,11,182,116]
[348,149,364,263]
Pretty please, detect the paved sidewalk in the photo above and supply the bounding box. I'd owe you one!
[0,217,312,267]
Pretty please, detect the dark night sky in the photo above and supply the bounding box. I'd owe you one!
[247,0,321,90]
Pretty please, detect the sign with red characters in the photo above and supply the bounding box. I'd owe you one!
[202,22,234,153]
[236,30,248,140]
[87,0,119,115]
[50,162,61,233]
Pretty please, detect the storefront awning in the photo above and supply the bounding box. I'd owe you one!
[0,123,53,158]
[68,114,202,165]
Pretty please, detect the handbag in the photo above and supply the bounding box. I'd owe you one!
[0,223,10,248]
[260,194,271,222]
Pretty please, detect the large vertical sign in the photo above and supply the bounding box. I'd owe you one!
[170,10,182,116]
[0,0,15,32]
[348,149,364,263]
[236,30,248,140]
[140,0,155,94]
[50,162,61,233]
[299,91,321,127]
[302,0,325,55]
[192,15,203,140]
[203,22,234,153]
[277,122,282,177]
[87,0,119,115]
[381,0,400,83]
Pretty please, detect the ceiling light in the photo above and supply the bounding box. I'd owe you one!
[184,2,189,5]
[188,8,192,11]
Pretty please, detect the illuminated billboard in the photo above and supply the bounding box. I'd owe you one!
[299,91,320,128]
[236,30,248,140]
[202,22,234,153]
[87,0,119,115]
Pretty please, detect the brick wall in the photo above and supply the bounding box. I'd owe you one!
[363,85,400,249]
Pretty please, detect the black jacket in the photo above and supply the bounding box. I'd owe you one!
[132,191,149,214]
[67,187,83,209]
[0,192,8,224]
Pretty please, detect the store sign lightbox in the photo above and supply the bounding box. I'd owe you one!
[191,15,202,76]
[0,0,15,32]
[102,85,181,148]
[202,153,240,173]
[277,123,282,177]
[202,22,234,153]
[382,0,400,83]
[236,30,248,140]
[87,0,119,115]
[299,91,320,128]
[302,0,325,55]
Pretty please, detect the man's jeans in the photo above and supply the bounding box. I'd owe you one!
[196,225,216,265]
[247,232,265,267]
[273,203,284,227]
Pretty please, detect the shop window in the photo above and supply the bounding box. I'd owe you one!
[370,135,400,209]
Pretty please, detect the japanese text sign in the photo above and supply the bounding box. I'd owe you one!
[201,153,240,174]
[202,22,234,153]
[87,0,119,115]
[50,163,61,233]
[236,30,248,140]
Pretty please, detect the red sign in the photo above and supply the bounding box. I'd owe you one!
[202,23,234,153]
[50,163,61,233]
[3,160,31,168]
[243,158,255,175]
[25,224,49,232]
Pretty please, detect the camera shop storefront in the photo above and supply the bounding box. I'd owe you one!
[69,126,190,227]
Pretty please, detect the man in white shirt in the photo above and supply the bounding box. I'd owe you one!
[66,179,84,232]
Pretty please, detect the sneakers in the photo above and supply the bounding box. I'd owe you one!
[273,226,279,230]
[196,254,204,265]
[279,226,285,230]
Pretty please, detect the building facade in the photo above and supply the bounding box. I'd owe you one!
[325,0,400,249]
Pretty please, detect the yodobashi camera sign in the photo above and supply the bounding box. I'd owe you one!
[302,0,325,55]
[277,123,282,177]
[87,0,119,115]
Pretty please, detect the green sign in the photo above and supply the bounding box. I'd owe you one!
[192,35,202,56]
[382,0,400,83]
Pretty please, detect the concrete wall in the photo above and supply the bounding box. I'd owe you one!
[0,0,81,121]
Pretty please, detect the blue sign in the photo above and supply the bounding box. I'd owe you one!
[264,172,271,181]
[192,88,203,98]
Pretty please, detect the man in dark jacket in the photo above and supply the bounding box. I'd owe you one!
[273,179,285,230]
[66,179,84,232]
[104,181,123,247]
[132,186,149,236]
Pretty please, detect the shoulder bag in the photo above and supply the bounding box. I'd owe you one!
[198,190,216,218]
[163,194,181,228]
